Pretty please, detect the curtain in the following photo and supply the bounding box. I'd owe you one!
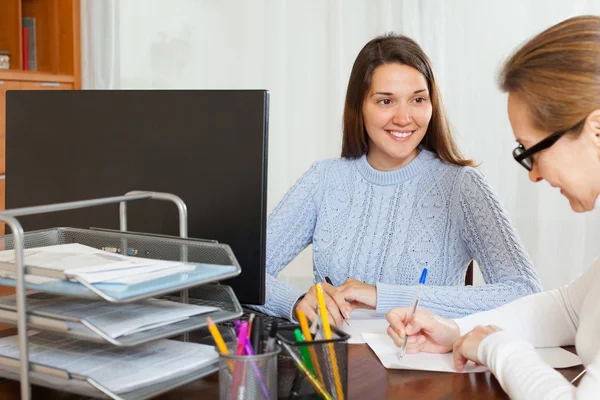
[80,0,600,291]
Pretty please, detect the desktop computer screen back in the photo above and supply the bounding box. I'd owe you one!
[5,90,269,305]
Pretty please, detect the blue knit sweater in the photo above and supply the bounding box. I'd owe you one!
[252,150,541,320]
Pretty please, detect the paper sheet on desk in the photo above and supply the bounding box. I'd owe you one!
[363,333,487,373]
[341,310,389,344]
[363,333,582,373]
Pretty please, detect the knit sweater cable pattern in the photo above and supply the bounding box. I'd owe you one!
[251,150,541,320]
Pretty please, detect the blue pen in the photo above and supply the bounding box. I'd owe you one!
[399,268,428,358]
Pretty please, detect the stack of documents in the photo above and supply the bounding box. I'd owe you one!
[0,293,218,339]
[0,331,219,394]
[0,243,210,285]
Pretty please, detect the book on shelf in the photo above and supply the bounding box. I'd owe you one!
[22,17,37,71]
[0,243,226,285]
[21,26,28,71]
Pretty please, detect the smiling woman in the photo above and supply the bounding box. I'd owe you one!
[248,33,541,326]
[361,63,432,170]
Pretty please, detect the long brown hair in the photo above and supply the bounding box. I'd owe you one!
[341,33,473,167]
[499,15,600,135]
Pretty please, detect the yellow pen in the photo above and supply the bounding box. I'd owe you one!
[316,283,345,400]
[297,310,325,387]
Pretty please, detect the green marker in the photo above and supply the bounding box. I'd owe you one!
[294,328,315,375]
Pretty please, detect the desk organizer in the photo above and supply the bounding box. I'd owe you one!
[0,191,243,399]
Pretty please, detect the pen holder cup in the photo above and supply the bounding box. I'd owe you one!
[219,344,280,400]
[277,325,349,400]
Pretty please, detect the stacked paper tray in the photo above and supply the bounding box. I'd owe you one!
[0,289,241,346]
[0,364,218,400]
[0,332,220,400]
[0,227,242,303]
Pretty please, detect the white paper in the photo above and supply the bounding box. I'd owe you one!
[98,265,195,285]
[341,310,389,344]
[0,243,198,285]
[536,347,582,368]
[73,261,193,284]
[0,332,218,394]
[363,333,487,373]
[364,333,583,373]
[0,294,218,339]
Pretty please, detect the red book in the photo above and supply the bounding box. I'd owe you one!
[22,27,29,70]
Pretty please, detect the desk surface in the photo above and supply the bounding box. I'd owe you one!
[0,343,584,399]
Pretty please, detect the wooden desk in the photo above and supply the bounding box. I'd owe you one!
[0,343,584,399]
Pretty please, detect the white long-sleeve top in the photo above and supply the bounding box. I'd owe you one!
[455,256,600,399]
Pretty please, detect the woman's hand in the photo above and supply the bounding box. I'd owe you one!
[338,278,377,310]
[386,307,461,354]
[293,282,351,326]
[452,325,502,371]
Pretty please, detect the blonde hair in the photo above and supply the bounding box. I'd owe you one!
[499,15,600,134]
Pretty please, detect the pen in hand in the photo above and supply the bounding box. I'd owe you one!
[399,268,428,358]
[324,276,351,326]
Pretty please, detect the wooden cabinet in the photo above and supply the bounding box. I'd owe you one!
[0,80,21,175]
[0,0,81,305]
[0,0,81,83]
[20,81,74,91]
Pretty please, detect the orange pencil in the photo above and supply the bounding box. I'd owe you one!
[297,310,325,387]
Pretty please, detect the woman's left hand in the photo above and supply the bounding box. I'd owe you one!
[452,325,503,371]
[338,278,377,310]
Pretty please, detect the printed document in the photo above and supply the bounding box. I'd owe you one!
[0,332,219,394]
[0,293,218,339]
[0,243,199,284]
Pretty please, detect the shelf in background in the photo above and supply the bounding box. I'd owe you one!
[0,0,80,89]
[0,70,75,83]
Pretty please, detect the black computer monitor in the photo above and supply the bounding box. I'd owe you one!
[5,89,269,305]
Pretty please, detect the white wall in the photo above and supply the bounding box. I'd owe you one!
[82,0,600,291]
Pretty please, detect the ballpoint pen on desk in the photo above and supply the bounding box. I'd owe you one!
[399,267,428,358]
[324,276,350,326]
[316,283,345,400]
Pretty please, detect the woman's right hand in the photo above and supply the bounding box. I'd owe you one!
[293,282,352,327]
[386,307,461,354]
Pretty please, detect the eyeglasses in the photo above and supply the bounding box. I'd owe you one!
[512,119,585,171]
[512,130,567,171]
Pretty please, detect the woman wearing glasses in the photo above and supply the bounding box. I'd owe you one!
[386,15,600,398]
